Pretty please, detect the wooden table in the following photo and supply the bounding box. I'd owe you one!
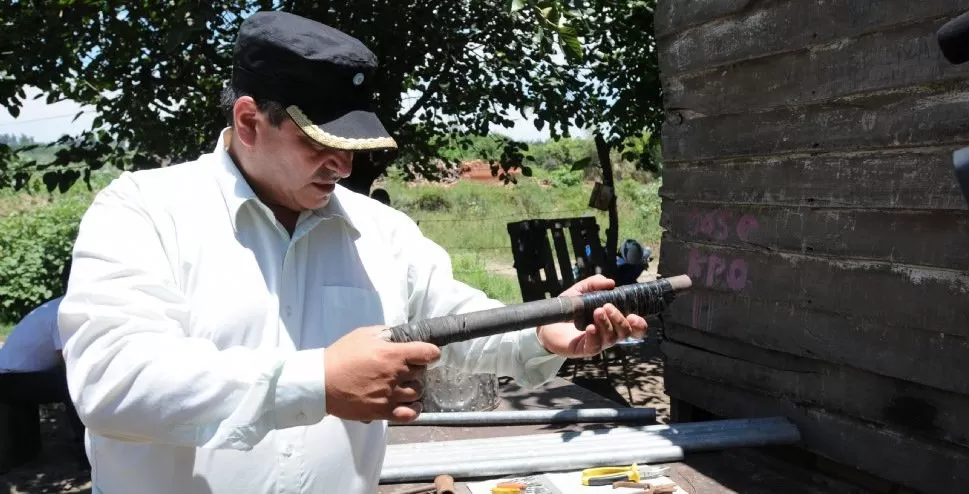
[380,377,870,494]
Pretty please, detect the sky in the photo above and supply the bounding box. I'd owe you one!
[0,86,585,144]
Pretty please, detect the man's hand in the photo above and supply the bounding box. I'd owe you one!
[536,275,648,358]
[323,325,440,423]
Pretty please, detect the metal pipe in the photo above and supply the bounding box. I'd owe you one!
[391,407,657,427]
[380,418,800,483]
[383,275,692,346]
[389,417,791,453]
[384,424,796,468]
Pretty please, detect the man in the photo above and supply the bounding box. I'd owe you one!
[0,263,85,468]
[58,11,647,494]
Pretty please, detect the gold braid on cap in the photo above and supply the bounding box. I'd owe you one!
[286,106,398,151]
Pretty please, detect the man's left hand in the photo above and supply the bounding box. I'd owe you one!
[536,275,648,358]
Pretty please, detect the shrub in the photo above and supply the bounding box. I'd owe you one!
[0,194,89,322]
[415,190,453,212]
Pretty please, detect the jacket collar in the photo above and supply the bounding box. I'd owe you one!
[212,127,357,233]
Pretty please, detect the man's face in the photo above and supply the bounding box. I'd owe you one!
[239,114,353,212]
[251,119,353,211]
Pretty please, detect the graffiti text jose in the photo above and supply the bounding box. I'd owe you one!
[688,210,760,243]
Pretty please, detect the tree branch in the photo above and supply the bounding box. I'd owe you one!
[392,58,454,131]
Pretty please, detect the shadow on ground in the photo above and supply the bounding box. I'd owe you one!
[1,404,91,494]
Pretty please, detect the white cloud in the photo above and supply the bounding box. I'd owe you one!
[0,87,94,142]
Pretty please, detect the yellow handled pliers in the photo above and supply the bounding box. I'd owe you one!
[581,463,670,486]
[581,463,643,486]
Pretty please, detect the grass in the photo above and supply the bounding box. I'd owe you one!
[0,165,662,320]
[1,321,12,341]
[379,167,663,304]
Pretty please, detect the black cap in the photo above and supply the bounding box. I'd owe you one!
[232,11,397,151]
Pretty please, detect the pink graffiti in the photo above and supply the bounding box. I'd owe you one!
[688,210,760,243]
[688,249,706,280]
[727,259,748,291]
[705,255,726,287]
[688,248,748,293]
[736,214,760,242]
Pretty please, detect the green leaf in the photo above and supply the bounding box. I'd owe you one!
[43,171,59,192]
[556,25,584,62]
[521,165,533,177]
[571,156,592,171]
[509,0,527,12]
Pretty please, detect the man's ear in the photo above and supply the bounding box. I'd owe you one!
[232,96,261,147]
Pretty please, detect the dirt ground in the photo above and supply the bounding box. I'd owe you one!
[1,405,92,494]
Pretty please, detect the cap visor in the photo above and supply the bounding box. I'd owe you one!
[287,105,397,151]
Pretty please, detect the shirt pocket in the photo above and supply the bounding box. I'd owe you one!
[304,286,404,349]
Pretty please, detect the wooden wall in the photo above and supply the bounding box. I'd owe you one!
[654,1,969,491]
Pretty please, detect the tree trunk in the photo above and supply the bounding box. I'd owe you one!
[594,134,618,278]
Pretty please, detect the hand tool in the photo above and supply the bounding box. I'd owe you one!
[434,474,456,494]
[384,275,692,346]
[611,482,677,494]
[582,464,670,486]
[393,484,437,494]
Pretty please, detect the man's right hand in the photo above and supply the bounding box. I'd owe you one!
[323,325,441,423]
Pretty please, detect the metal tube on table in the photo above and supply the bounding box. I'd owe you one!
[383,275,692,346]
[382,422,798,468]
[387,417,791,454]
[383,429,790,469]
[379,417,801,482]
[390,407,657,426]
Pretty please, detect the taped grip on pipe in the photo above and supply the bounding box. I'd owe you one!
[576,276,684,329]
[387,275,692,346]
[387,297,575,346]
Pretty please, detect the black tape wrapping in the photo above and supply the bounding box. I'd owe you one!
[387,297,575,346]
[576,278,675,329]
[387,278,679,346]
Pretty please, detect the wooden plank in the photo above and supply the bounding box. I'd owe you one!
[657,239,969,336]
[663,336,969,448]
[549,223,575,287]
[660,149,969,211]
[654,0,753,39]
[665,371,969,493]
[662,88,969,163]
[664,17,969,115]
[664,291,969,396]
[659,0,969,75]
[538,228,560,298]
[660,203,969,269]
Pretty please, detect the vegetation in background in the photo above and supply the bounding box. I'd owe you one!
[0,0,662,195]
[0,170,117,325]
[0,144,662,324]
[379,166,662,305]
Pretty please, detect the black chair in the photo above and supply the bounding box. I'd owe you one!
[506,217,638,404]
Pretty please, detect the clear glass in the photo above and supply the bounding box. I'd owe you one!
[421,366,499,412]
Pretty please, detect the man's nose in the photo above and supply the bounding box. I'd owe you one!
[324,149,353,179]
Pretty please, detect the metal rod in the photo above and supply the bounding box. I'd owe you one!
[383,423,797,467]
[384,429,790,468]
[380,417,801,482]
[383,275,692,346]
[390,407,657,426]
[388,417,792,453]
